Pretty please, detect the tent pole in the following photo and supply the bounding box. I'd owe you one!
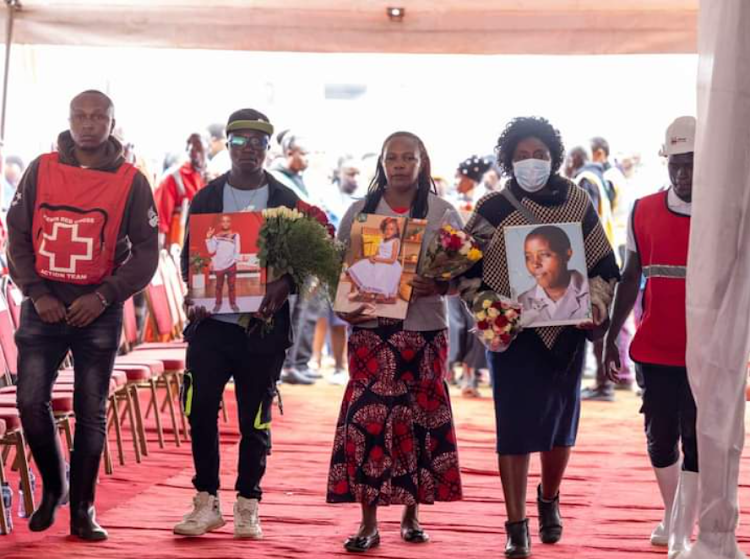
[1,0,20,143]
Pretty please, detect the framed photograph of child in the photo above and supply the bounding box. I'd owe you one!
[333,213,427,320]
[188,212,266,314]
[503,222,592,328]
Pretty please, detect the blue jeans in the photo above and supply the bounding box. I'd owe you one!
[16,299,122,459]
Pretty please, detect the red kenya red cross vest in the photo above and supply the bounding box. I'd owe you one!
[629,190,690,367]
[32,152,135,285]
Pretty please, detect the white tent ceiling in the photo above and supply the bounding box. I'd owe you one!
[2,0,698,54]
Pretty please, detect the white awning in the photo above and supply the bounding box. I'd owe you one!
[3,0,698,55]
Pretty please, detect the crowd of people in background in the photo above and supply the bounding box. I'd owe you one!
[0,119,652,402]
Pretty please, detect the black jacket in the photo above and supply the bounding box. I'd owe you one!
[181,171,300,353]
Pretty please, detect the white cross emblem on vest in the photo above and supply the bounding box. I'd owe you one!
[38,222,94,274]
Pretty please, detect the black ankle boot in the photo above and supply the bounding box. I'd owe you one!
[69,451,108,541]
[28,441,67,532]
[537,484,563,544]
[70,505,108,541]
[505,518,531,558]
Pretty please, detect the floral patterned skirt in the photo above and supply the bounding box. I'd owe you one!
[327,324,462,506]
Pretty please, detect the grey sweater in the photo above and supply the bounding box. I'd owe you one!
[337,193,462,332]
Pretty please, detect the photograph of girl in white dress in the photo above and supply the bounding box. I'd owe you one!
[505,223,592,327]
[346,217,404,303]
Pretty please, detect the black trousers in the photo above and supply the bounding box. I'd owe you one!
[638,363,698,472]
[282,293,322,370]
[16,299,122,460]
[185,319,283,500]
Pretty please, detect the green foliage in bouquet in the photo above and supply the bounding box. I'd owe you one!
[257,206,344,300]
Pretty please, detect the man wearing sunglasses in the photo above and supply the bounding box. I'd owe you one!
[176,109,300,539]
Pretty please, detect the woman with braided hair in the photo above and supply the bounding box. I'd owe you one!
[461,117,620,558]
[327,131,463,552]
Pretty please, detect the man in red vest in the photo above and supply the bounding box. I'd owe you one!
[154,132,207,248]
[603,116,697,559]
[7,90,159,541]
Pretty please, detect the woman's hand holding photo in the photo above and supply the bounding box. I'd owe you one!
[337,304,376,325]
[410,275,449,299]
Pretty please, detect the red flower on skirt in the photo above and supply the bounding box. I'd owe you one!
[416,381,440,412]
[400,438,414,454]
[429,437,439,454]
[444,467,460,482]
[370,446,384,461]
[366,422,383,435]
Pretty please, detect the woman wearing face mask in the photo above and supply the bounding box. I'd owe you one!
[327,131,463,552]
[461,117,620,558]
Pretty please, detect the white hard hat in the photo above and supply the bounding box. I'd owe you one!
[661,116,696,156]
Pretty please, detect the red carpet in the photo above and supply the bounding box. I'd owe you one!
[2,383,750,559]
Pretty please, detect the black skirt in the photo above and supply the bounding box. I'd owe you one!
[487,330,585,455]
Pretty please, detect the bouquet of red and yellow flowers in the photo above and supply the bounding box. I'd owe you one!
[471,291,523,352]
[420,223,483,280]
[257,200,343,299]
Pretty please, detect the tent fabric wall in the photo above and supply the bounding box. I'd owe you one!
[2,0,698,54]
[685,1,750,558]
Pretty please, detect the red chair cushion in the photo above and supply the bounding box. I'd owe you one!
[135,342,187,350]
[113,365,153,382]
[115,357,165,375]
[111,370,127,387]
[51,393,74,413]
[0,407,20,430]
[130,351,185,371]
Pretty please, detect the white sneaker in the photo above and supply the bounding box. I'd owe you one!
[174,492,226,536]
[328,369,348,386]
[234,496,263,539]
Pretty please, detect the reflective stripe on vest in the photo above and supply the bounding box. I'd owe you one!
[642,265,687,279]
[629,190,690,367]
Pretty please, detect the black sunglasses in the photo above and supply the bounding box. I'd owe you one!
[228,134,270,149]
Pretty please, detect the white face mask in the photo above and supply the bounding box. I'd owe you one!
[513,158,551,192]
